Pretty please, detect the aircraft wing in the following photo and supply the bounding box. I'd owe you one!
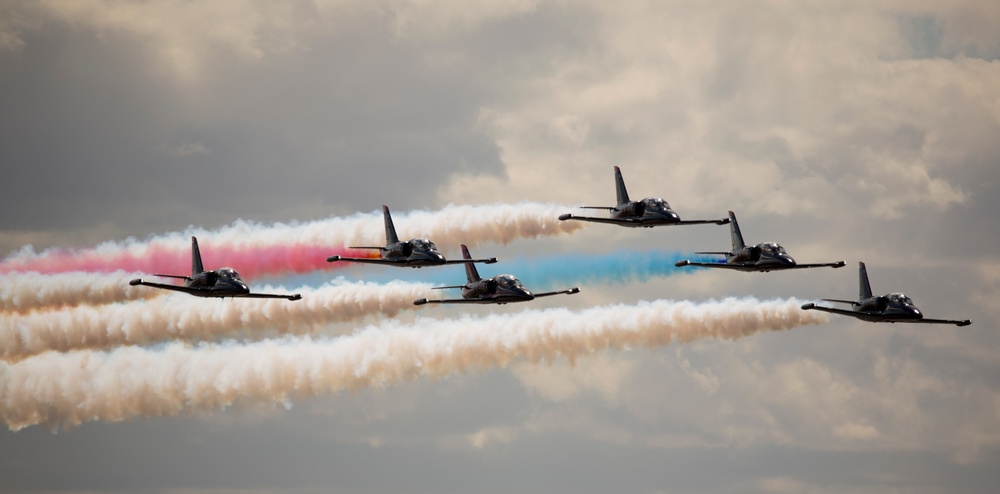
[906,317,972,327]
[443,257,498,265]
[800,302,868,319]
[532,287,581,298]
[243,292,302,301]
[787,261,847,269]
[326,255,404,265]
[129,278,208,296]
[674,260,743,270]
[676,218,731,226]
[558,214,638,226]
[414,297,489,305]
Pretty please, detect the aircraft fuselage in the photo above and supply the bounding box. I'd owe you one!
[609,197,683,227]
[724,242,797,271]
[849,293,925,322]
[461,274,535,304]
[186,267,252,297]
[381,238,447,267]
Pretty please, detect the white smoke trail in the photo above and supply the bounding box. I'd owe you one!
[0,298,828,430]
[0,271,163,313]
[2,203,585,267]
[0,280,434,360]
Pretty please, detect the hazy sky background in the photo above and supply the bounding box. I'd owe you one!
[2,1,999,493]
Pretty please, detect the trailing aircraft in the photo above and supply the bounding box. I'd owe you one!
[129,237,302,300]
[801,262,971,326]
[413,245,580,305]
[675,211,845,272]
[327,205,498,268]
[558,166,729,228]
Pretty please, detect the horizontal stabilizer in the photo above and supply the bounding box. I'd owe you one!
[821,298,859,306]
[432,285,466,290]
[694,252,729,256]
[578,206,616,210]
[348,246,386,250]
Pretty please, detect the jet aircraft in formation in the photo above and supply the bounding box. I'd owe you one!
[558,166,729,228]
[675,211,845,272]
[801,262,971,326]
[414,245,580,305]
[327,205,498,268]
[118,174,969,325]
[129,237,302,300]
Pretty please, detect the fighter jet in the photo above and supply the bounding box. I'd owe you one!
[801,262,971,326]
[674,211,845,272]
[129,237,302,300]
[558,166,730,228]
[326,205,498,268]
[413,245,580,305]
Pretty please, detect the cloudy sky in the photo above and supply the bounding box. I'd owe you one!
[2,1,999,493]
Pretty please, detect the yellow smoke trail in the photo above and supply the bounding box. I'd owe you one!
[0,298,827,430]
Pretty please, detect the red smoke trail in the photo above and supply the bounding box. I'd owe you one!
[0,244,374,279]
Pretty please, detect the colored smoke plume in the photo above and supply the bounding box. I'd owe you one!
[0,203,585,276]
[0,298,827,430]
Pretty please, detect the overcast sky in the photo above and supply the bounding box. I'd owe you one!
[2,1,999,493]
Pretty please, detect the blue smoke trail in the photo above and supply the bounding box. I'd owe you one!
[275,250,724,291]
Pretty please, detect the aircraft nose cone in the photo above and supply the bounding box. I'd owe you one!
[668,211,680,222]
[781,255,796,266]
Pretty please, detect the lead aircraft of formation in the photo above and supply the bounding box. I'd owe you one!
[801,262,971,326]
[558,166,730,228]
[129,237,302,300]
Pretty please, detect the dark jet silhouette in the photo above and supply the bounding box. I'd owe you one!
[675,211,845,272]
[558,166,729,228]
[327,205,497,268]
[414,245,580,305]
[129,237,301,300]
[801,262,971,326]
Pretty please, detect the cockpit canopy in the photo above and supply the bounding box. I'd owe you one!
[887,292,914,306]
[410,238,438,252]
[642,197,671,212]
[495,274,523,289]
[217,267,243,281]
[758,242,787,256]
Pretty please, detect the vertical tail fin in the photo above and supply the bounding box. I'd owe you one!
[191,236,205,275]
[858,262,873,300]
[728,211,745,250]
[461,244,481,283]
[613,166,630,206]
[382,205,399,244]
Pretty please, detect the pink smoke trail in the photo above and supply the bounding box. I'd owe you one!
[0,243,366,279]
[0,203,584,276]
